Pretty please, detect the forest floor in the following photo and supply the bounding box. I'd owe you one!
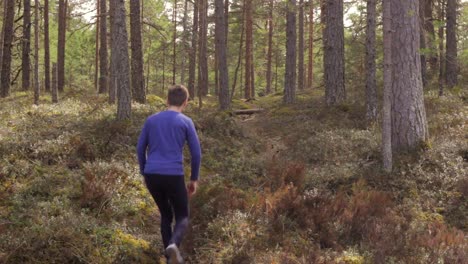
[0,88,467,263]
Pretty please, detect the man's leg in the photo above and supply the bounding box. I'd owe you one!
[168,176,189,247]
[144,175,174,249]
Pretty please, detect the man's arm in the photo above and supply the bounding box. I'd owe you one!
[186,119,201,181]
[136,121,149,175]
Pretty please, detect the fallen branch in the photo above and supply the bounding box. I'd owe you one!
[232,109,264,115]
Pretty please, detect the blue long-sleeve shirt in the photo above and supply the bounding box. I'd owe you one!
[137,110,201,181]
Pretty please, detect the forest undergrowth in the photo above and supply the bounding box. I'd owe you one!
[0,88,466,263]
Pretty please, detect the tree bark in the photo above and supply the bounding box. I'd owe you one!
[44,0,50,92]
[231,6,245,100]
[215,0,230,110]
[382,0,392,172]
[33,0,39,105]
[365,0,377,122]
[0,0,15,97]
[130,0,145,103]
[180,0,188,84]
[307,0,314,90]
[419,0,428,87]
[445,0,457,88]
[52,63,58,103]
[57,0,67,92]
[22,0,31,91]
[172,0,178,85]
[94,0,99,92]
[197,0,208,97]
[323,0,345,106]
[244,0,253,99]
[425,0,437,73]
[108,0,116,103]
[112,0,132,120]
[265,0,273,95]
[284,0,296,104]
[298,0,304,91]
[188,0,198,99]
[438,0,445,96]
[99,0,109,94]
[390,0,428,152]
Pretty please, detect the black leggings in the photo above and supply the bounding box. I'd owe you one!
[144,174,189,248]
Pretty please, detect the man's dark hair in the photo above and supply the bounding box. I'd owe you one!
[168,85,189,106]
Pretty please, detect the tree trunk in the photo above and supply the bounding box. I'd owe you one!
[419,0,427,87]
[197,0,208,97]
[365,0,377,122]
[231,6,245,100]
[244,0,253,99]
[425,0,437,74]
[438,0,445,96]
[188,0,198,99]
[33,0,39,105]
[298,0,304,91]
[390,0,428,152]
[112,0,132,120]
[57,0,67,92]
[172,0,178,85]
[0,0,4,80]
[307,0,314,90]
[22,0,31,91]
[130,0,145,103]
[265,0,273,95]
[52,63,58,103]
[0,0,15,97]
[382,0,392,172]
[108,0,116,103]
[323,0,345,106]
[180,0,188,84]
[445,0,457,88]
[99,0,109,94]
[215,0,230,110]
[284,0,296,104]
[44,0,50,92]
[94,0,99,91]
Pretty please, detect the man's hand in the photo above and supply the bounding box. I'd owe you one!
[187,180,198,197]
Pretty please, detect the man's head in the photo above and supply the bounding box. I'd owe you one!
[167,85,189,107]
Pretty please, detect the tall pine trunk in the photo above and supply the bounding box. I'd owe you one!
[111,0,132,120]
[284,0,296,104]
[425,0,437,74]
[244,0,253,99]
[57,0,67,92]
[390,0,428,152]
[215,0,230,110]
[445,0,457,88]
[188,0,198,99]
[266,0,273,95]
[307,0,314,89]
[197,0,208,97]
[297,0,304,91]
[180,0,188,84]
[382,0,392,172]
[438,0,445,96]
[109,0,116,103]
[172,0,178,85]
[22,0,31,91]
[323,0,345,106]
[365,0,377,122]
[0,0,15,97]
[94,0,99,91]
[130,0,145,103]
[33,0,39,104]
[99,0,108,94]
[420,0,428,87]
[44,0,50,92]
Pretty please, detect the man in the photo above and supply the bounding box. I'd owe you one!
[137,85,201,264]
